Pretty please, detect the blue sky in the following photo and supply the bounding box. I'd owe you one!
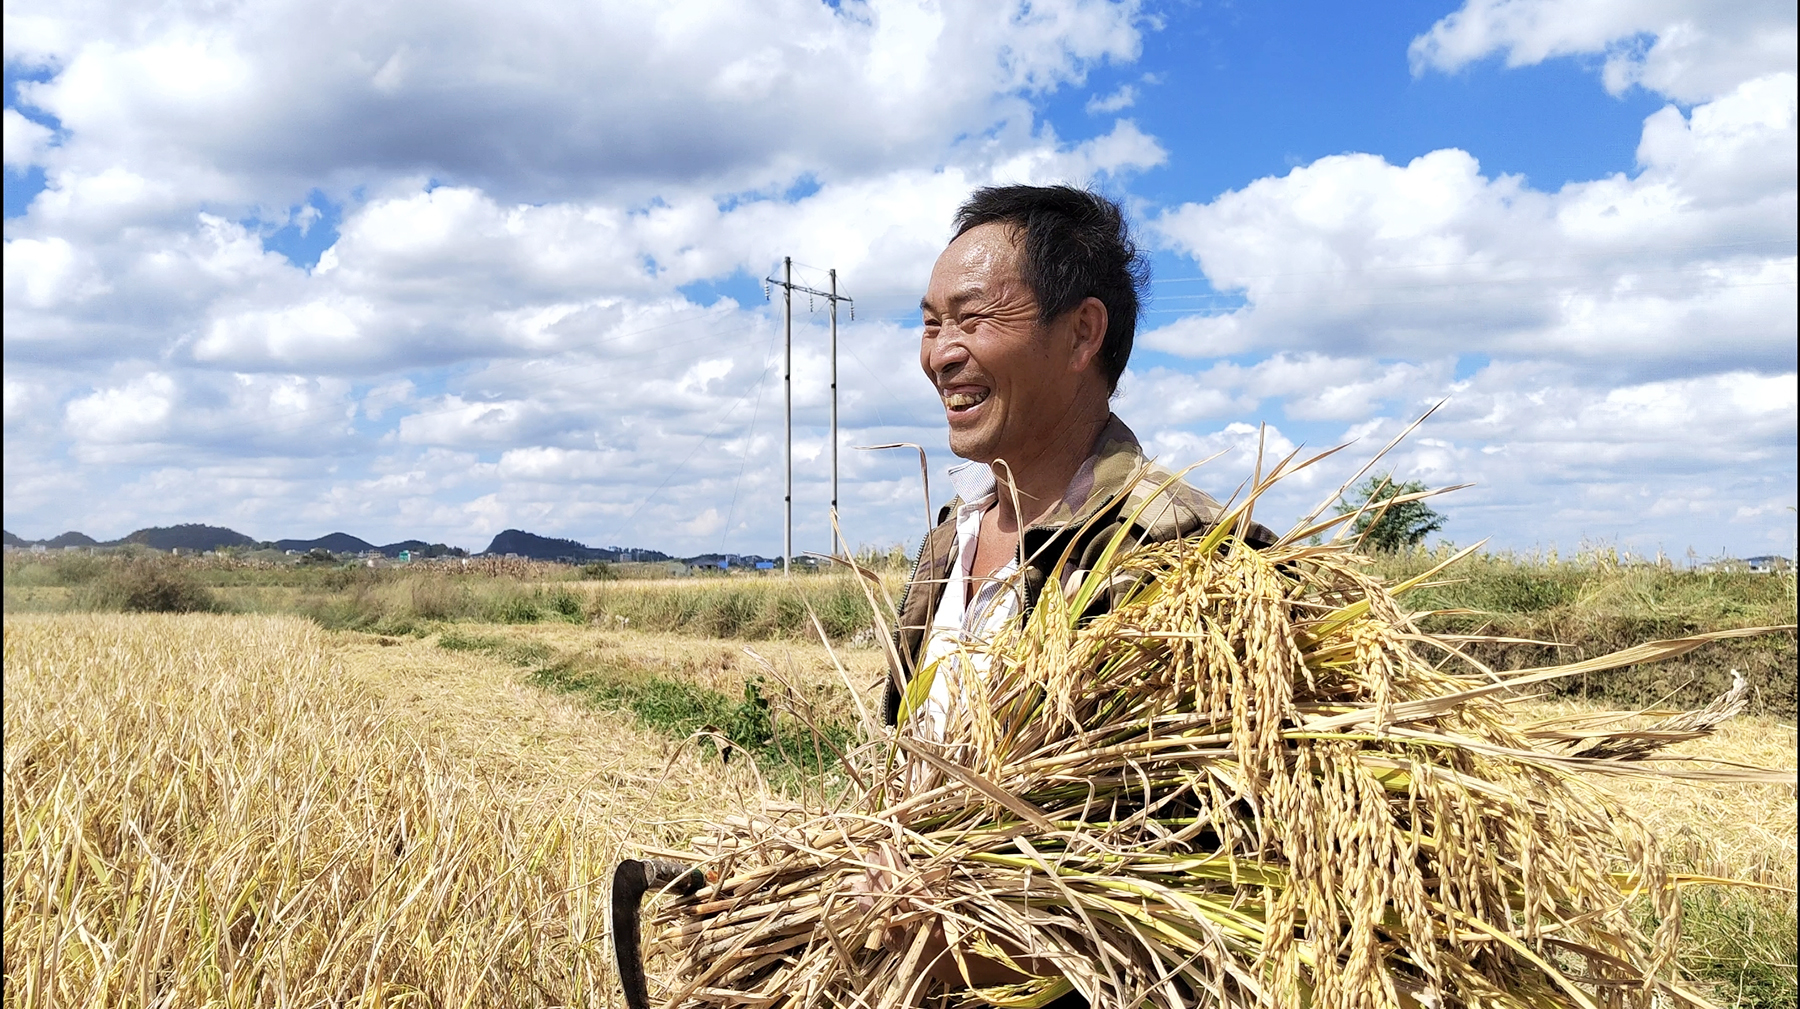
[4,0,1795,559]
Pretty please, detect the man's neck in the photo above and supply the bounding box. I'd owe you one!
[986,408,1110,532]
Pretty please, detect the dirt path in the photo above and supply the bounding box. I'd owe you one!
[328,625,890,834]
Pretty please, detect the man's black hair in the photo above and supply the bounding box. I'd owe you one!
[952,184,1149,392]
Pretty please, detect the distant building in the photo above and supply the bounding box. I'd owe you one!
[1745,555,1792,574]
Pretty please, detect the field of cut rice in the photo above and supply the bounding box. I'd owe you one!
[3,613,1793,1007]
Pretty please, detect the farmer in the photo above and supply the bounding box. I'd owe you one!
[883,184,1270,731]
[861,185,1272,1000]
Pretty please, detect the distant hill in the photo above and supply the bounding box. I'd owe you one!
[3,530,100,548]
[122,524,258,552]
[683,552,778,569]
[275,532,378,555]
[484,528,611,561]
[6,522,673,564]
[376,540,468,559]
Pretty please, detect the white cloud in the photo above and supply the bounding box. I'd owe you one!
[64,373,178,444]
[1085,84,1137,114]
[59,370,357,462]
[1410,0,1796,103]
[398,396,536,447]
[2,235,104,308]
[6,0,1145,203]
[1117,364,1796,553]
[361,379,414,420]
[4,0,1793,559]
[3,108,54,168]
[196,298,379,368]
[1152,72,1797,374]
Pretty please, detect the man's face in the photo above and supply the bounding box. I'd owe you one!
[920,223,1090,465]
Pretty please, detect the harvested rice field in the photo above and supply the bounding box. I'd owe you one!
[3,612,1794,1007]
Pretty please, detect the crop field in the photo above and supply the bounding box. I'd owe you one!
[3,554,1796,1007]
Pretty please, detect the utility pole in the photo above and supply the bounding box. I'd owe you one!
[783,257,792,577]
[829,269,839,557]
[765,260,854,573]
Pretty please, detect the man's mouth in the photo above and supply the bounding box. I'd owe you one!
[942,388,990,413]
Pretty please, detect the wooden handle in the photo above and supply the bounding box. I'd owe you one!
[612,858,706,1009]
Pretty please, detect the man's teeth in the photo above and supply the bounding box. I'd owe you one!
[944,390,989,409]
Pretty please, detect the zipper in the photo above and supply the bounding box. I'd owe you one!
[891,527,932,652]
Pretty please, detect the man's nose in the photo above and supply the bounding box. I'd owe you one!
[925,330,970,379]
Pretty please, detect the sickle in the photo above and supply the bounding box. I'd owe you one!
[612,858,707,1009]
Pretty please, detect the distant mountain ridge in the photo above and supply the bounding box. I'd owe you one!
[480,528,675,563]
[3,524,751,565]
[274,532,379,555]
[126,524,258,552]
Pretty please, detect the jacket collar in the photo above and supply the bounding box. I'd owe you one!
[935,413,1222,545]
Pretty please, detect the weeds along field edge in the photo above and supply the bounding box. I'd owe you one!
[9,548,1793,712]
[3,554,905,646]
[0,612,760,1008]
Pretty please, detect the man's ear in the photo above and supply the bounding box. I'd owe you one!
[1068,296,1109,373]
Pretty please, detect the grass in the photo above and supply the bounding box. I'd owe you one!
[4,552,890,643]
[1672,886,1798,1008]
[1368,548,1797,714]
[434,627,860,786]
[2,612,1792,1007]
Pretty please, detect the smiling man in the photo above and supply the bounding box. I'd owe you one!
[883,185,1271,730]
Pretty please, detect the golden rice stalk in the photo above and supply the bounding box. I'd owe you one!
[634,467,1793,1009]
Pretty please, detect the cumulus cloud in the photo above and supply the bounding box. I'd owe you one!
[3,0,1792,559]
[1409,0,1796,103]
[5,0,1145,203]
[61,371,356,462]
[1114,361,1796,553]
[3,108,55,168]
[1151,74,1797,375]
[1086,84,1137,114]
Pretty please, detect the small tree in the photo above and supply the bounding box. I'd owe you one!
[1335,475,1445,553]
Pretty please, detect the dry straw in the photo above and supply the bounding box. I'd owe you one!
[3,613,632,1007]
[633,451,1793,1009]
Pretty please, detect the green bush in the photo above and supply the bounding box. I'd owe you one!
[545,587,584,620]
[74,559,217,613]
[1477,570,1578,612]
[410,577,466,621]
[703,590,760,638]
[493,593,542,623]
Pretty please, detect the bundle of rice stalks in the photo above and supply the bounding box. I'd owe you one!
[619,464,1791,1009]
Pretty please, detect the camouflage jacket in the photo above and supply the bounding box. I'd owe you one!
[881,414,1274,725]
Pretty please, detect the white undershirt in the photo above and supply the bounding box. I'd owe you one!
[915,463,1021,739]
